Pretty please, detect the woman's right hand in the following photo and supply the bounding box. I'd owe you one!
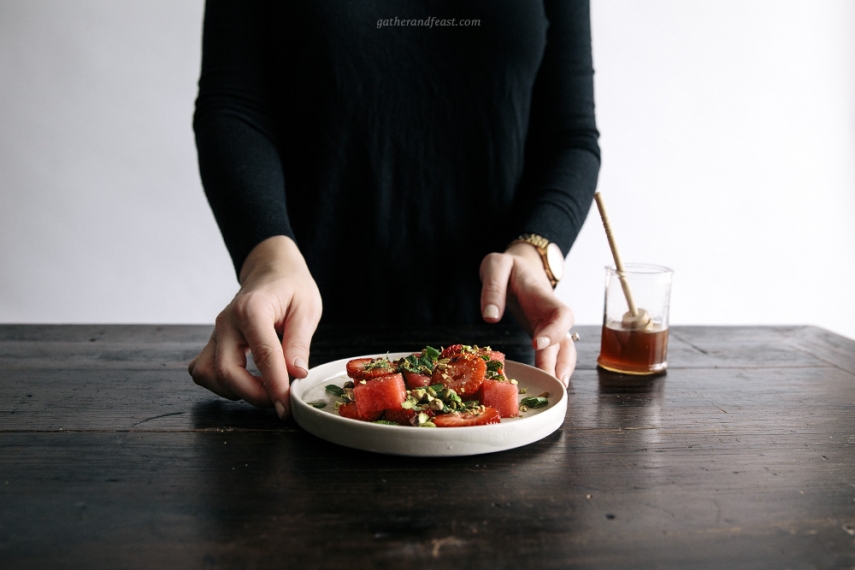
[188,236,322,420]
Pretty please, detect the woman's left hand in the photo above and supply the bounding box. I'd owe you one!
[479,243,577,386]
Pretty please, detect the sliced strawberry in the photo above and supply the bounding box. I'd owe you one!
[403,371,432,389]
[346,357,397,380]
[338,402,382,422]
[441,345,504,365]
[432,352,486,397]
[440,344,465,359]
[433,407,501,427]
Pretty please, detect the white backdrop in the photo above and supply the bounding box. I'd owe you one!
[1,0,853,340]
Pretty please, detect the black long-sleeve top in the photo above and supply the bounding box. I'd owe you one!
[194,0,600,325]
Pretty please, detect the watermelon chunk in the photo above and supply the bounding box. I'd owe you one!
[479,379,519,418]
[338,402,382,422]
[486,350,505,366]
[403,371,432,389]
[354,373,407,417]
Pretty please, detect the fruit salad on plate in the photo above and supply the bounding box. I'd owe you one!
[321,344,549,427]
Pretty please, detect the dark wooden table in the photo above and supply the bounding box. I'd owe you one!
[1,324,854,569]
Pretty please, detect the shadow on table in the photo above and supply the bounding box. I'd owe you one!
[190,399,285,431]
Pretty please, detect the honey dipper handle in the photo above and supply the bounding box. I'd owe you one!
[594,192,639,317]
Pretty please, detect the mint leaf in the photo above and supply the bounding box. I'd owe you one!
[422,346,440,361]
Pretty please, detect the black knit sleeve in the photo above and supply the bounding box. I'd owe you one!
[193,0,293,279]
[516,0,601,256]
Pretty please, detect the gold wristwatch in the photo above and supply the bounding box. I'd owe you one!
[511,233,564,288]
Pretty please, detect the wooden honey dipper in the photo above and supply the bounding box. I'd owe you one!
[594,192,652,330]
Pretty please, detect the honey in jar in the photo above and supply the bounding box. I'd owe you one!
[597,321,669,375]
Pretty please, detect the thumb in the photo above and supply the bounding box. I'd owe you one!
[479,252,514,322]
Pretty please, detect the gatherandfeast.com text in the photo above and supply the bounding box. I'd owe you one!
[377,16,481,29]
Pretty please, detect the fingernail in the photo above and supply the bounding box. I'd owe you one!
[535,336,550,350]
[483,304,500,320]
[274,401,286,419]
[294,357,309,377]
[561,373,570,386]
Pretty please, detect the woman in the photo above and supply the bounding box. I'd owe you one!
[188,0,600,419]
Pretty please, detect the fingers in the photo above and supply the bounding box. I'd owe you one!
[187,327,216,378]
[189,335,241,401]
[535,342,559,379]
[189,236,325,420]
[479,253,514,323]
[533,333,577,386]
[489,248,573,351]
[482,248,576,374]
[531,305,574,383]
[281,302,321,380]
[531,304,575,353]
[233,297,292,418]
[214,319,272,408]
[188,298,304,420]
[554,334,577,386]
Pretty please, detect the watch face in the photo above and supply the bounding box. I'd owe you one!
[546,243,564,281]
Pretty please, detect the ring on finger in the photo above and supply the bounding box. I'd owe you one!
[569,331,581,342]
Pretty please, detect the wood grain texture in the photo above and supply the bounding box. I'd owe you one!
[1,325,854,569]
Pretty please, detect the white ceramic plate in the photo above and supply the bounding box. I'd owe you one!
[290,352,567,457]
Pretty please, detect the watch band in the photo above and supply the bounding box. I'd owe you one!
[511,233,560,288]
